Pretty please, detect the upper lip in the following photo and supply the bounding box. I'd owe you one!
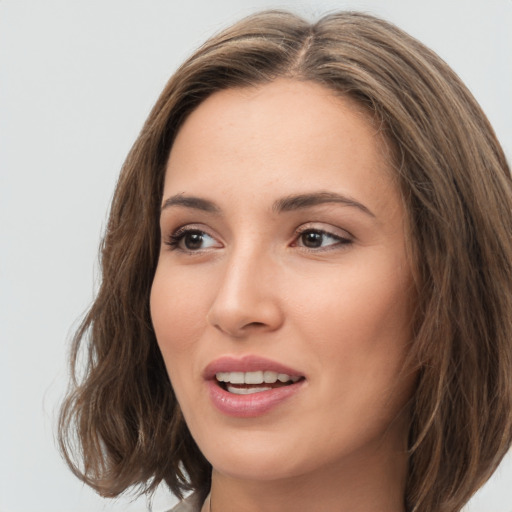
[203,355,304,380]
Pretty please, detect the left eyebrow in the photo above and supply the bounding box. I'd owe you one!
[273,191,375,217]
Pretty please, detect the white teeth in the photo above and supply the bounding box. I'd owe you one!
[263,370,278,383]
[229,372,244,384]
[245,371,263,384]
[227,385,272,395]
[215,371,300,384]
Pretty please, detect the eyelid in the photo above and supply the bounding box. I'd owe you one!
[292,223,354,250]
[295,222,353,239]
[164,223,223,252]
[162,221,353,253]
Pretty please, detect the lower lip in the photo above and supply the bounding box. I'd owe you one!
[206,380,304,418]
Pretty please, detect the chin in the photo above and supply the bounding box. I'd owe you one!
[210,451,308,483]
[196,429,308,481]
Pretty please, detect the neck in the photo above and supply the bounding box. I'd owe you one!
[207,440,408,512]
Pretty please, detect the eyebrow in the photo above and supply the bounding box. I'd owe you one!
[273,192,375,217]
[161,194,221,213]
[161,191,374,217]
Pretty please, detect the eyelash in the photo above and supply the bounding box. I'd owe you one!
[165,226,218,252]
[164,226,353,253]
[293,227,352,251]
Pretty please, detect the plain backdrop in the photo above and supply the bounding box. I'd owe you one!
[1,1,511,511]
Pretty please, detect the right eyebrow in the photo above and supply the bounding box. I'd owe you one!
[160,194,221,214]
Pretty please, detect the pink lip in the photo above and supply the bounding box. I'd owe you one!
[203,355,306,418]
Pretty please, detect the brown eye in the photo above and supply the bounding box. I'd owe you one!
[301,231,324,248]
[166,228,221,252]
[296,229,350,250]
[182,231,207,250]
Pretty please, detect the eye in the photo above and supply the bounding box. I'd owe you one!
[166,228,221,252]
[294,228,351,250]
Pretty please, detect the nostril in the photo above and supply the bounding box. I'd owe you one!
[247,322,266,328]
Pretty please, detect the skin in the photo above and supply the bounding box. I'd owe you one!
[150,79,416,512]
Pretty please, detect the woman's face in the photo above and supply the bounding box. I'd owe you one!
[151,79,415,483]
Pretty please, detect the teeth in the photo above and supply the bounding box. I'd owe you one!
[215,371,300,384]
[245,371,263,384]
[229,372,244,384]
[263,371,278,383]
[227,385,272,395]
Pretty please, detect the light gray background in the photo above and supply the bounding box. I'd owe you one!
[1,1,511,511]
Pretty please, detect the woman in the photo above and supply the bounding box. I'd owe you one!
[59,10,512,512]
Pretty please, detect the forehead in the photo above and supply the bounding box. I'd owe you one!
[164,79,399,217]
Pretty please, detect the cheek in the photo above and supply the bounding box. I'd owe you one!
[150,266,208,363]
[291,261,412,349]
[288,255,414,410]
[150,267,212,419]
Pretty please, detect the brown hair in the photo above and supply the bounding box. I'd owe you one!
[59,10,512,512]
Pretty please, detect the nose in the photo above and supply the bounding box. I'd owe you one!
[207,248,284,338]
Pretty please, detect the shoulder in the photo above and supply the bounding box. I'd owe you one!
[166,492,203,512]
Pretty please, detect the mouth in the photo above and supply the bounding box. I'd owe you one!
[215,371,303,395]
[204,356,306,417]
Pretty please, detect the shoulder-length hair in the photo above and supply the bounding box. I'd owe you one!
[59,10,512,512]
